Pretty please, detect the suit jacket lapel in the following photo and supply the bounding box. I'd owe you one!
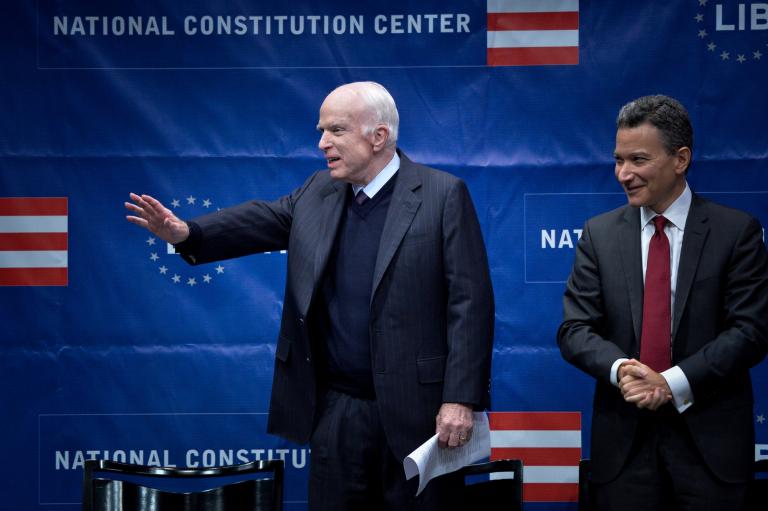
[370,153,422,302]
[312,179,346,292]
[673,195,709,341]
[619,206,644,345]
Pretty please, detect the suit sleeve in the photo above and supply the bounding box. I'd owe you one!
[676,216,768,393]
[440,180,495,408]
[176,172,320,265]
[558,220,629,385]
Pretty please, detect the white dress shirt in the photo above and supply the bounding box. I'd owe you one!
[610,182,694,413]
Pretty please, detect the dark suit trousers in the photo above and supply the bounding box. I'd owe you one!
[308,388,464,511]
[594,406,748,511]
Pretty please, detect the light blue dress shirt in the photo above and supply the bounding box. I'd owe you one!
[351,152,400,199]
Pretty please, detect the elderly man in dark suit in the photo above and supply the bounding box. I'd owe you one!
[126,81,494,510]
[558,95,768,510]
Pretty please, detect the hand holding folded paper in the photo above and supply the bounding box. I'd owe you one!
[403,412,491,495]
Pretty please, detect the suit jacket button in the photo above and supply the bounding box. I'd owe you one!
[306,356,311,362]
[298,317,305,326]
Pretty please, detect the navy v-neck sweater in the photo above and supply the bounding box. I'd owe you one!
[312,174,398,399]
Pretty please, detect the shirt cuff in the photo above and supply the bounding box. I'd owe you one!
[610,358,629,387]
[661,366,694,413]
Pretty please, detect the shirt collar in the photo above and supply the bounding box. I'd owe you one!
[352,152,400,198]
[640,181,691,231]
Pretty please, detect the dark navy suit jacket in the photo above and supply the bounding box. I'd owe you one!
[179,150,495,460]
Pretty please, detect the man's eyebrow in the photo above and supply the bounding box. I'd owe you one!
[317,122,345,131]
[614,150,649,157]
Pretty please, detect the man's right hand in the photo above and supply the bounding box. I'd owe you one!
[125,193,190,245]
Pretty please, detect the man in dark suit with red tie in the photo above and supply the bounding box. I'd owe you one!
[125,81,494,510]
[558,95,768,510]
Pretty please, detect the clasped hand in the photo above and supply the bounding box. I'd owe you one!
[618,359,672,411]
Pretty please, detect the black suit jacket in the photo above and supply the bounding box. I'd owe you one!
[558,193,768,483]
[179,151,494,460]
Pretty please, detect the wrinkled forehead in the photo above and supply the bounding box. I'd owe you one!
[319,87,371,123]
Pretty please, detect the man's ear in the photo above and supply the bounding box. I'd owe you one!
[371,124,390,152]
[675,146,691,175]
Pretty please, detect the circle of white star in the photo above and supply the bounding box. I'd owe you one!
[695,7,765,66]
[143,195,225,286]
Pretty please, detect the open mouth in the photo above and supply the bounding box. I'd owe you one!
[327,157,341,164]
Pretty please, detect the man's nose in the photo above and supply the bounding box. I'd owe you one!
[616,162,632,182]
[318,132,331,151]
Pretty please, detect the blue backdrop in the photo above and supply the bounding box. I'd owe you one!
[2,1,767,508]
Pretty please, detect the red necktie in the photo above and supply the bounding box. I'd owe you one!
[640,215,671,372]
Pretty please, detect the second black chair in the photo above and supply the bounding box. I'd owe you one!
[748,459,768,511]
[458,458,524,510]
[577,458,592,511]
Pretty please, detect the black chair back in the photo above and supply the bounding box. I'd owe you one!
[459,458,523,510]
[578,458,592,511]
[82,459,283,511]
[748,459,768,511]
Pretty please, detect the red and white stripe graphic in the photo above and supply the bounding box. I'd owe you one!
[0,198,68,286]
[487,0,579,66]
[489,411,581,502]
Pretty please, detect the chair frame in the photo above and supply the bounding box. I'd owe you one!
[754,459,768,474]
[82,458,283,511]
[459,458,524,508]
[578,458,591,511]
[748,459,768,510]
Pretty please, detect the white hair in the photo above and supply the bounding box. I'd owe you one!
[342,81,399,147]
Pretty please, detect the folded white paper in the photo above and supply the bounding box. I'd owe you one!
[403,411,491,495]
